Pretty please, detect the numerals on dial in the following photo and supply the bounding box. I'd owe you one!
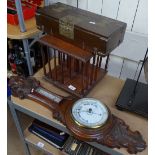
[72,98,109,128]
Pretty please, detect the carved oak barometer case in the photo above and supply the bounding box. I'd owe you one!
[9,76,146,154]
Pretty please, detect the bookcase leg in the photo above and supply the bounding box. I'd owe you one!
[54,49,57,80]
[69,56,72,79]
[105,54,110,71]
[22,39,33,76]
[47,47,52,78]
[58,52,61,65]
[66,54,69,68]
[63,53,66,62]
[81,61,84,94]
[99,55,103,68]
[60,52,64,83]
[94,55,100,81]
[74,59,79,73]
[8,100,31,155]
[41,44,46,76]
[90,54,96,85]
[85,61,89,89]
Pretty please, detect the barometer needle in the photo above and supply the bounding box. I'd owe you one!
[73,110,102,116]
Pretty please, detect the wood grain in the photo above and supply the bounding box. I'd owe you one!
[10,75,147,154]
[7,17,40,39]
[38,35,93,63]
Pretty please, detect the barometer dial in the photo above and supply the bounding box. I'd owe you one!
[71,98,109,128]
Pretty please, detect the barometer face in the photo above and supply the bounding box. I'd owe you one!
[71,98,109,128]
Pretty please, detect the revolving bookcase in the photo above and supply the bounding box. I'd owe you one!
[38,35,109,98]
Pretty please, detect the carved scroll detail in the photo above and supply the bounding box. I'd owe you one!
[9,76,40,99]
[53,110,65,123]
[99,115,146,154]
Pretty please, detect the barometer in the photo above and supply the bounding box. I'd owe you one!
[71,98,109,128]
[9,76,146,154]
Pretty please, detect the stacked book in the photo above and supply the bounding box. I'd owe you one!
[28,119,69,149]
[63,137,110,155]
[29,120,111,154]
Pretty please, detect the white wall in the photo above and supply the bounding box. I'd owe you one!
[49,0,148,83]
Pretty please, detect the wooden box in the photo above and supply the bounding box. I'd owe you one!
[36,2,127,55]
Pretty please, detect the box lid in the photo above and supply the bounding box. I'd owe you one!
[36,2,127,38]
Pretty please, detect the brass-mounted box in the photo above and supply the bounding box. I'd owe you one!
[36,2,127,54]
[59,15,75,40]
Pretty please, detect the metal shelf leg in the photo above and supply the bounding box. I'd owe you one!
[23,39,33,75]
[14,0,33,75]
[8,100,31,155]
[15,0,26,32]
[44,0,50,6]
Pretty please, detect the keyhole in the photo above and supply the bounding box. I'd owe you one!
[88,108,92,113]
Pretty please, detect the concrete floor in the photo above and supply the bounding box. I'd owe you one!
[7,107,46,155]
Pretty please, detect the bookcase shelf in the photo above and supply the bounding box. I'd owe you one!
[8,60,148,155]
[24,128,64,155]
[7,0,44,76]
[7,17,41,40]
[38,35,93,62]
[7,0,44,40]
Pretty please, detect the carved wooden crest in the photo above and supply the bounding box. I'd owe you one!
[98,115,146,154]
[9,76,40,99]
[9,76,146,154]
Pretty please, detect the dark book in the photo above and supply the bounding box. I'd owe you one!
[28,120,69,149]
[63,137,111,155]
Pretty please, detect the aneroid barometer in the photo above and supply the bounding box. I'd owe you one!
[71,98,109,128]
[9,76,146,154]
